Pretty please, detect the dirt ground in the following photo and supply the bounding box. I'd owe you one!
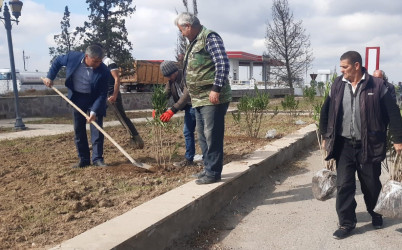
[0,111,314,249]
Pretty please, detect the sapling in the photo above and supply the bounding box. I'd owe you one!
[149,85,179,168]
[236,86,270,137]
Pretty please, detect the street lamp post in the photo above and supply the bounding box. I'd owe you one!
[0,0,25,130]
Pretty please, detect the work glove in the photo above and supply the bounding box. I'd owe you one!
[152,110,156,118]
[160,109,174,122]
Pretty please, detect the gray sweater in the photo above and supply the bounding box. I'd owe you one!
[164,70,192,113]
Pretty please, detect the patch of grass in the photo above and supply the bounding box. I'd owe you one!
[226,113,314,138]
[22,110,153,124]
[0,139,16,146]
[24,116,72,124]
[20,146,38,153]
[269,97,321,111]
[0,127,14,134]
[114,180,138,193]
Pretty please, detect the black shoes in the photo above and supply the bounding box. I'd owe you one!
[372,215,383,229]
[192,170,221,184]
[131,135,144,149]
[72,161,90,169]
[192,170,206,179]
[333,215,382,239]
[93,160,107,167]
[195,175,220,185]
[333,226,354,239]
[72,160,107,168]
[173,159,196,167]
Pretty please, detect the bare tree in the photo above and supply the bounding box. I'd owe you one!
[265,0,313,89]
[192,0,198,16]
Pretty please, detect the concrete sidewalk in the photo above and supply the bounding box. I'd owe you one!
[184,148,402,250]
[0,113,151,141]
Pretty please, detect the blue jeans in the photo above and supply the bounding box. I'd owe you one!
[195,102,229,179]
[183,106,196,161]
[72,92,104,164]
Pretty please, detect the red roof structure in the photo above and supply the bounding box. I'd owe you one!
[227,51,262,62]
[227,51,283,66]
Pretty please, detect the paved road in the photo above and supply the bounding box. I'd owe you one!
[171,149,402,249]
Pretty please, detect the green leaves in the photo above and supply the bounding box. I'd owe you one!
[150,85,168,126]
[312,73,335,128]
[238,86,270,112]
[74,1,135,68]
[49,6,80,71]
[303,83,316,103]
[281,94,299,117]
[236,86,270,137]
[149,85,179,167]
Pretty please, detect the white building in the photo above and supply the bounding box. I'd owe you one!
[227,51,284,88]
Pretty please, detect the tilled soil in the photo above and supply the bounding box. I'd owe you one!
[0,114,313,249]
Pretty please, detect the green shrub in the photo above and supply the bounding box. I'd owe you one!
[236,86,270,137]
[281,94,299,118]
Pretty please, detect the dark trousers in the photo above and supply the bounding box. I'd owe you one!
[335,137,382,228]
[72,92,104,164]
[108,92,139,138]
[195,102,229,179]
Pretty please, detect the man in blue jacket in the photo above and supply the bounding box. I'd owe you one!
[43,45,110,168]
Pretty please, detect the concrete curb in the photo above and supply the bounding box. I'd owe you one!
[50,124,317,250]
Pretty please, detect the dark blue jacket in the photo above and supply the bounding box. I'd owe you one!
[47,51,109,116]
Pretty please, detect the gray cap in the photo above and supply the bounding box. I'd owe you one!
[160,61,178,77]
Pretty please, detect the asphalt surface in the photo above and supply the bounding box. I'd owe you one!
[172,148,402,250]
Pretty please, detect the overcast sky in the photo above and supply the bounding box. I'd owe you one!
[1,0,402,83]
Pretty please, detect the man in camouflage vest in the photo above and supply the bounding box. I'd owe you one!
[175,12,232,184]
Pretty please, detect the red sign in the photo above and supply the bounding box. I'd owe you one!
[310,73,318,80]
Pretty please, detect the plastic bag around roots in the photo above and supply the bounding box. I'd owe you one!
[374,180,402,219]
[312,169,337,201]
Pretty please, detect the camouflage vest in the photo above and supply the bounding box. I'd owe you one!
[184,26,232,107]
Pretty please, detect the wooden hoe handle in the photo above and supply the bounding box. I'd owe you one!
[51,86,151,170]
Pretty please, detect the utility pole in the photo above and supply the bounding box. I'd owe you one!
[23,50,29,71]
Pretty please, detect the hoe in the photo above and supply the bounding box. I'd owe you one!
[50,85,151,170]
